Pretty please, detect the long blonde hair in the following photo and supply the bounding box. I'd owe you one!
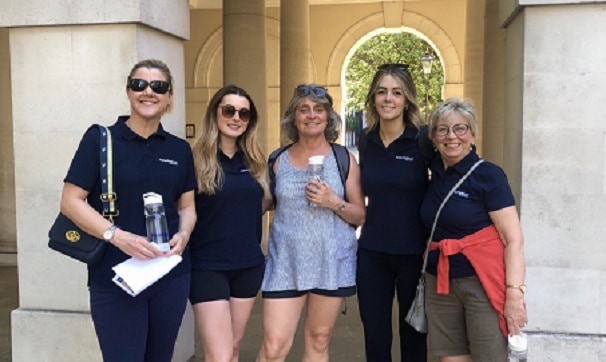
[192,85,270,197]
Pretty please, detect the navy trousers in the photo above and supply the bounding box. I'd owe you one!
[90,272,190,362]
[356,248,427,362]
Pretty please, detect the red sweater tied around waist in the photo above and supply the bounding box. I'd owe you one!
[429,225,508,337]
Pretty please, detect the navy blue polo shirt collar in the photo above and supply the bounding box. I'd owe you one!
[113,115,168,140]
[432,147,481,177]
[367,124,419,145]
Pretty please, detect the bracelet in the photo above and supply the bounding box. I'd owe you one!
[506,284,527,294]
[336,202,346,213]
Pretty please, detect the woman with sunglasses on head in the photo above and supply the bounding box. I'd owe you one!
[59,59,197,361]
[257,84,365,362]
[189,85,272,362]
[356,64,431,362]
[420,98,527,361]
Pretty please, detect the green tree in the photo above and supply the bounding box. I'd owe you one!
[345,32,444,123]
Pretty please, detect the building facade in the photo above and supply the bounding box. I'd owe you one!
[1,0,605,360]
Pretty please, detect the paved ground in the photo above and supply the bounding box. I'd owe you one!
[0,265,407,361]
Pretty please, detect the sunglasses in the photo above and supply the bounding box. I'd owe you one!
[127,78,171,94]
[219,104,252,122]
[377,63,409,72]
[295,85,328,98]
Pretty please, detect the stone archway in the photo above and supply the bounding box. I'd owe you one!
[325,9,462,97]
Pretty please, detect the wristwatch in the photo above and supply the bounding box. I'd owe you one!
[102,225,117,242]
[506,284,527,294]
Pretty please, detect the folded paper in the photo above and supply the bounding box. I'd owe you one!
[112,255,182,297]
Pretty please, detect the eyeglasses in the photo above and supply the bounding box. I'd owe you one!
[295,85,328,98]
[433,124,470,137]
[377,63,409,72]
[127,79,171,94]
[219,104,252,122]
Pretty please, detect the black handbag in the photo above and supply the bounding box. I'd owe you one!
[48,125,118,265]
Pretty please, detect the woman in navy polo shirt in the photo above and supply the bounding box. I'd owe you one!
[60,59,197,361]
[356,64,429,362]
[189,85,271,361]
[420,98,528,361]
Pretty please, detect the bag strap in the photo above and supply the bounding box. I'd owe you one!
[420,159,484,274]
[98,125,118,223]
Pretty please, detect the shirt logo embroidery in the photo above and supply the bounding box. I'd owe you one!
[454,190,469,198]
[395,155,414,162]
[158,158,179,166]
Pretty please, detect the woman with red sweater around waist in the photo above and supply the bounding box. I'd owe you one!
[420,98,528,361]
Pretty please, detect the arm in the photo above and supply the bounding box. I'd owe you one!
[166,189,197,257]
[60,182,163,260]
[306,153,366,226]
[489,205,528,335]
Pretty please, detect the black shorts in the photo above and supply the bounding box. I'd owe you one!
[262,286,356,299]
[189,263,265,304]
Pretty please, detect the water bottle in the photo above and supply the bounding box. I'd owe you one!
[143,192,170,252]
[307,155,325,207]
[508,333,528,362]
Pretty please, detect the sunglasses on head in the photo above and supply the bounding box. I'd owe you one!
[295,85,328,98]
[219,104,252,122]
[127,78,171,94]
[377,63,409,72]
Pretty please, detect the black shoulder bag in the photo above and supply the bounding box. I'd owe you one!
[48,125,117,265]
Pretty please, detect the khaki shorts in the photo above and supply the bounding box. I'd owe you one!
[425,274,507,360]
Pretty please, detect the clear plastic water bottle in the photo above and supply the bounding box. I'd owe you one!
[143,192,170,252]
[508,333,528,362]
[307,155,325,207]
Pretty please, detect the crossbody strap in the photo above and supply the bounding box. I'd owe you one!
[98,125,118,223]
[420,159,484,273]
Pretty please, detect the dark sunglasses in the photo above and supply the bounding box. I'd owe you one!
[377,63,409,72]
[220,104,252,122]
[295,84,328,98]
[127,78,171,94]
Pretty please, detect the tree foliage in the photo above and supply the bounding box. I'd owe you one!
[345,32,444,121]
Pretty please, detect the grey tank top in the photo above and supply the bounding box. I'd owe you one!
[261,149,357,291]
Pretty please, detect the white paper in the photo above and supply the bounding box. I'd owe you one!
[112,255,182,297]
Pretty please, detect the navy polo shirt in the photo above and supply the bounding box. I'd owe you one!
[420,150,515,278]
[358,126,429,255]
[189,150,265,270]
[64,116,197,287]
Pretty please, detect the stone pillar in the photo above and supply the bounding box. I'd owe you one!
[463,0,486,154]
[481,0,506,167]
[500,0,606,359]
[280,0,311,133]
[0,27,16,265]
[223,0,270,153]
[1,1,195,360]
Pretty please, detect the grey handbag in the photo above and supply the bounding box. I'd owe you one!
[405,159,484,333]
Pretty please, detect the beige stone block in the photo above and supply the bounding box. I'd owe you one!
[525,267,603,334]
[12,309,101,361]
[0,0,189,40]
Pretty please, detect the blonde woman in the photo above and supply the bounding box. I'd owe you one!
[189,85,271,362]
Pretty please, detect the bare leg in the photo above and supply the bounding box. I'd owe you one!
[229,296,257,362]
[193,300,233,362]
[257,296,307,362]
[302,294,343,362]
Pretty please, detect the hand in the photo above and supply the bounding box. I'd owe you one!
[305,179,334,208]
[165,231,190,257]
[504,289,528,335]
[110,228,164,260]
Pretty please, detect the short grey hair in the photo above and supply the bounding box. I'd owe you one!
[428,98,478,137]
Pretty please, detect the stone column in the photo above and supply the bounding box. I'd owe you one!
[0,28,16,265]
[0,0,194,360]
[223,0,270,153]
[499,0,606,359]
[280,0,311,134]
